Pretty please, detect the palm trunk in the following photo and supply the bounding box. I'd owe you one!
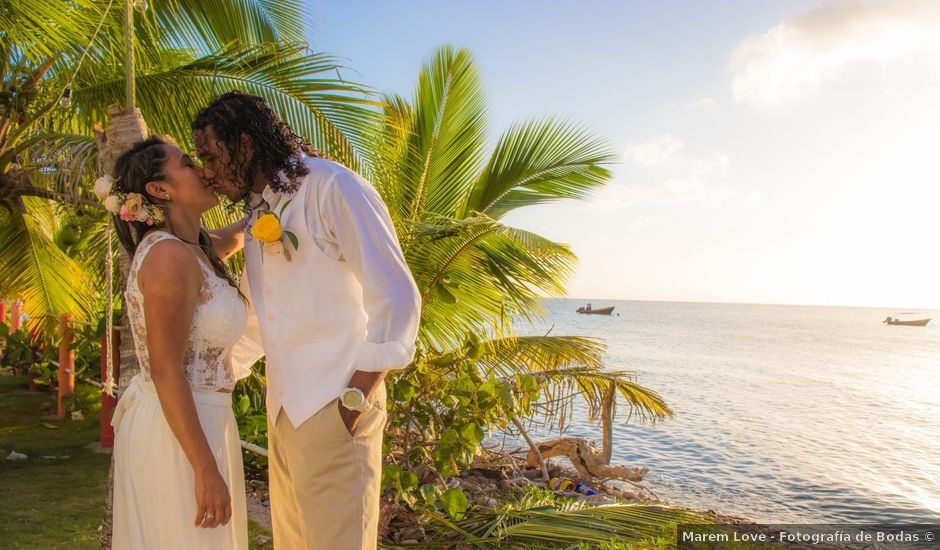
[97,104,149,550]
[601,382,615,465]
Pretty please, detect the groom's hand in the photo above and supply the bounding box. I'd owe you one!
[337,399,362,436]
[338,371,387,436]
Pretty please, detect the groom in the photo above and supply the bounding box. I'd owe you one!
[193,92,421,549]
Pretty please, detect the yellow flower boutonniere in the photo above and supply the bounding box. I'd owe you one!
[250,200,298,261]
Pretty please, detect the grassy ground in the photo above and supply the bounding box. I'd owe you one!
[0,374,273,549]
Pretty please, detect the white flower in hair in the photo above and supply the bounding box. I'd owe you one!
[103,195,121,214]
[93,175,114,199]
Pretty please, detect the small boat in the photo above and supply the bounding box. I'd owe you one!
[576,303,614,315]
[883,316,931,327]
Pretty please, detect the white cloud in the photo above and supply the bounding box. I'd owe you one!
[621,134,684,167]
[730,0,940,106]
[687,97,719,111]
[591,135,758,209]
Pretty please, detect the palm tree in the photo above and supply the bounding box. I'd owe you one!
[364,47,687,544]
[367,41,670,484]
[0,0,380,333]
[1,2,380,545]
[368,45,669,418]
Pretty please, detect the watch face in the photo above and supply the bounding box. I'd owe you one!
[343,389,364,408]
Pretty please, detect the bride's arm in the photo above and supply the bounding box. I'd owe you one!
[138,240,232,529]
[207,217,246,261]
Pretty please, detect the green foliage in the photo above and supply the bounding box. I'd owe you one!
[421,499,707,549]
[439,487,470,521]
[232,359,269,473]
[357,48,674,528]
[0,323,38,374]
[1,0,378,332]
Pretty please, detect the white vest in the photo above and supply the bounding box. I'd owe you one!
[244,165,370,427]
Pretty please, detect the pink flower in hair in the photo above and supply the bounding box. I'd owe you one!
[119,204,135,221]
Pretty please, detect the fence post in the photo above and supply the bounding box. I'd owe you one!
[100,328,120,447]
[10,300,21,331]
[57,313,74,418]
[0,299,6,325]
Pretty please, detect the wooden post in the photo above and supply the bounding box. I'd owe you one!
[10,300,21,331]
[57,313,75,418]
[100,329,120,447]
[0,299,6,324]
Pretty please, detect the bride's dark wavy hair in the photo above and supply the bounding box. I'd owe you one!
[112,136,243,299]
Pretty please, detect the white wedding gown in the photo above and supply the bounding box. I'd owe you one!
[111,231,250,549]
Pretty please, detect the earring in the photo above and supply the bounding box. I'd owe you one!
[164,194,170,201]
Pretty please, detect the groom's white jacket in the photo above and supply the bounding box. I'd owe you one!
[231,157,421,428]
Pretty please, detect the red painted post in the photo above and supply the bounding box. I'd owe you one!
[100,328,120,447]
[11,301,40,392]
[57,313,74,418]
[10,300,21,331]
[0,299,6,325]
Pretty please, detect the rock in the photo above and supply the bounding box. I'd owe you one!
[398,526,425,541]
[256,535,272,545]
[42,422,58,429]
[71,410,85,421]
[6,450,27,461]
[38,402,55,415]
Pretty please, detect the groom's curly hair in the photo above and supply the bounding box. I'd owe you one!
[192,91,322,208]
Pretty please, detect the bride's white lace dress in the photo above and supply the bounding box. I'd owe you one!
[111,231,249,549]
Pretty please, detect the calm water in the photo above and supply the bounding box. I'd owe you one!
[515,299,940,523]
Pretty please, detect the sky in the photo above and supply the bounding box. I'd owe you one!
[307,0,940,309]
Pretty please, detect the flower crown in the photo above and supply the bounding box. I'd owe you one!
[94,175,166,225]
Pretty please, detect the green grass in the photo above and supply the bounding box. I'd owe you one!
[0,374,273,549]
[0,374,110,549]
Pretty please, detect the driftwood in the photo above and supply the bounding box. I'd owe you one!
[525,437,648,481]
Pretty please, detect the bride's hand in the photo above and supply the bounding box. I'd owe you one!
[194,468,232,528]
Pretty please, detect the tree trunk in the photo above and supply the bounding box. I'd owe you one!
[601,382,616,465]
[97,105,149,550]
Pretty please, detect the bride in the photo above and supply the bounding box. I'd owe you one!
[104,136,249,548]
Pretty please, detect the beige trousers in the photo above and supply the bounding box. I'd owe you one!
[268,385,387,550]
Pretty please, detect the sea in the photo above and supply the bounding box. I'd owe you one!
[513,299,940,523]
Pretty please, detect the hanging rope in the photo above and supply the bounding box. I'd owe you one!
[103,218,116,396]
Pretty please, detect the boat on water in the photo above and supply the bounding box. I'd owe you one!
[883,316,931,327]
[576,303,614,315]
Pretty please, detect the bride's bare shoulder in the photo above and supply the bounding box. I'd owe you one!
[137,237,202,296]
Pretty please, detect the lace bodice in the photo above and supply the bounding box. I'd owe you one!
[125,231,248,391]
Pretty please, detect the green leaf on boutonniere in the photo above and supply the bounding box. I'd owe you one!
[279,199,292,217]
[284,230,299,250]
[260,209,275,216]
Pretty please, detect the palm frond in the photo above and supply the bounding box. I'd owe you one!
[70,43,381,170]
[421,503,705,549]
[0,198,97,332]
[18,133,99,199]
[410,215,577,349]
[463,118,616,219]
[0,0,101,62]
[148,0,309,53]
[476,335,671,427]
[386,46,487,223]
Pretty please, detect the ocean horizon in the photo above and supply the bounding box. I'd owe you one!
[515,298,940,523]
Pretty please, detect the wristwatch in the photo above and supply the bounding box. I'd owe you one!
[340,387,368,412]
